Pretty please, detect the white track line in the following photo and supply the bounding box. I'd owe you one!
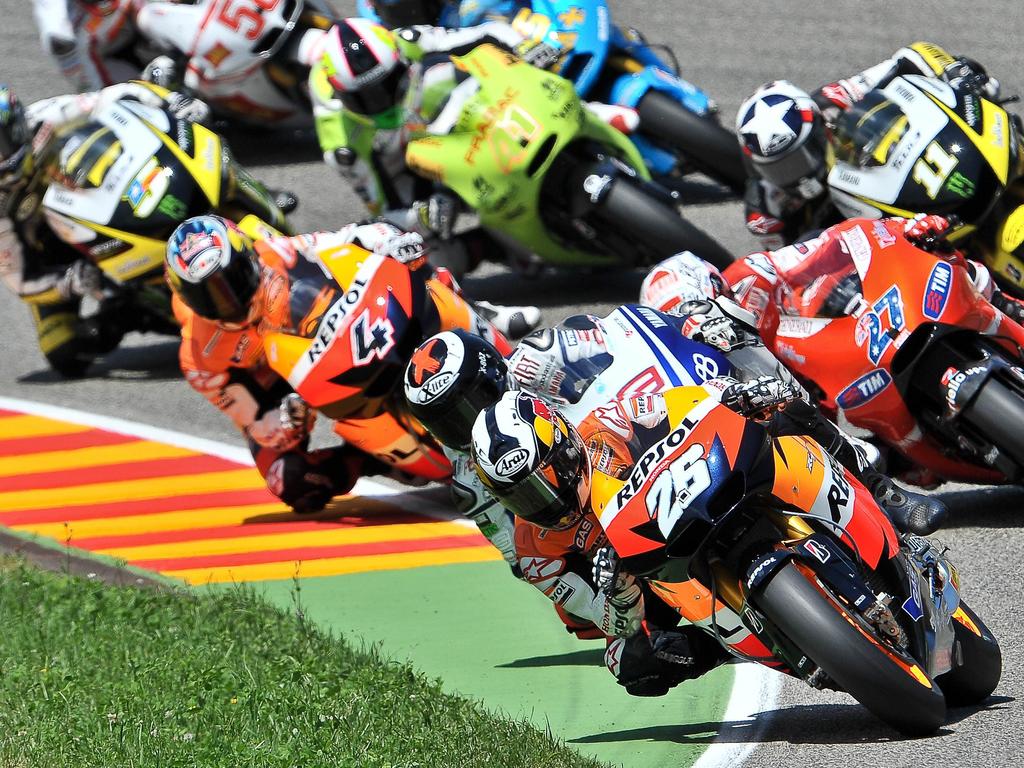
[693,663,781,768]
[1,395,779,767]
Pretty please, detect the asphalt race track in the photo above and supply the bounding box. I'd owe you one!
[1,1,1023,764]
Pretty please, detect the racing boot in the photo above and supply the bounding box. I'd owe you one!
[473,300,542,340]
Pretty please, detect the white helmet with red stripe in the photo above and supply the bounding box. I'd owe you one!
[315,18,406,125]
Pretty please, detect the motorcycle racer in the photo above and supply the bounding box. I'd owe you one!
[0,80,211,376]
[736,41,1001,250]
[165,214,523,543]
[32,1,162,91]
[307,16,560,277]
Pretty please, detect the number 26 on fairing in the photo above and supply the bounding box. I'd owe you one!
[646,444,711,538]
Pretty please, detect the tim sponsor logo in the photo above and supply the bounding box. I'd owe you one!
[837,369,892,409]
[923,262,953,320]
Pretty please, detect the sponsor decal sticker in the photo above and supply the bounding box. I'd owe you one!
[836,369,892,409]
[922,261,953,320]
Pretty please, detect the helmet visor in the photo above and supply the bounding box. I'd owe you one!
[187,255,261,324]
[753,136,824,189]
[490,425,590,530]
[338,66,408,117]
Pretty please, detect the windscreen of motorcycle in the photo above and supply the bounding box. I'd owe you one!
[551,304,733,428]
[828,75,1013,223]
[40,100,221,284]
[262,248,435,420]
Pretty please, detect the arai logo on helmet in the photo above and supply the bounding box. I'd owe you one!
[923,261,953,320]
[495,447,531,478]
[174,231,225,282]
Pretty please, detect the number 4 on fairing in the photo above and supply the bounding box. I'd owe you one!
[350,310,395,365]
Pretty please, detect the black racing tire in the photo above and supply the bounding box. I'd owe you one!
[755,562,947,736]
[961,377,1024,468]
[595,173,735,269]
[636,90,747,194]
[935,600,1002,707]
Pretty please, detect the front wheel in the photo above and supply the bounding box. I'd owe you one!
[755,562,947,735]
[961,377,1024,468]
[935,600,1001,707]
[587,170,735,269]
[635,91,747,194]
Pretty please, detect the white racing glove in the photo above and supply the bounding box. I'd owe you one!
[593,546,645,638]
[165,91,210,124]
[718,375,803,420]
[679,299,740,352]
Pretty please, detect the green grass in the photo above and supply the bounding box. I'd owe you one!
[0,560,606,768]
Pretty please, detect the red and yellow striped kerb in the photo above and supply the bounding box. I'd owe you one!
[0,405,499,584]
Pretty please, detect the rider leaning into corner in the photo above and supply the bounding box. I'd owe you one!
[163,213,522,558]
[305,14,577,280]
[736,42,1006,241]
[0,80,210,377]
[719,211,1024,486]
[403,258,947,695]
[32,0,157,91]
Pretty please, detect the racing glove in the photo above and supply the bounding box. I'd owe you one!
[515,39,562,70]
[593,546,645,638]
[413,191,459,241]
[719,375,803,420]
[901,213,951,247]
[57,259,103,300]
[679,299,740,352]
[247,393,314,451]
[165,91,211,124]
[941,57,1000,100]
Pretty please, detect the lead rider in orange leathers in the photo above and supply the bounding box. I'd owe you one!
[165,214,531,521]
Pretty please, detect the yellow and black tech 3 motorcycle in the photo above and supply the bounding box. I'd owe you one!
[824,72,1024,294]
[30,95,290,369]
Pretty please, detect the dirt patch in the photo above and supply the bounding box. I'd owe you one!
[0,529,162,588]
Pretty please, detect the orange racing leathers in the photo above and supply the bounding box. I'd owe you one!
[175,222,466,511]
[514,391,731,695]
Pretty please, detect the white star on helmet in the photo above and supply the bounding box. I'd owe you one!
[740,97,797,156]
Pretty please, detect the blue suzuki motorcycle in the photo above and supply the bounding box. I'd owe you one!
[358,0,747,192]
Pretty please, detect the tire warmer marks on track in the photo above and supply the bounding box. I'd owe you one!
[0,407,501,584]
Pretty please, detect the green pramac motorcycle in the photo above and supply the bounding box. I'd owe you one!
[406,44,734,270]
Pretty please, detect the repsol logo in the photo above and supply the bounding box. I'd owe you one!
[306,277,369,363]
[614,415,701,508]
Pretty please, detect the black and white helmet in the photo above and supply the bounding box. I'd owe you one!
[472,391,591,530]
[404,329,508,451]
[737,80,827,199]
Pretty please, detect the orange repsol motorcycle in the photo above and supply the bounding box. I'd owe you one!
[260,239,510,480]
[593,386,1000,735]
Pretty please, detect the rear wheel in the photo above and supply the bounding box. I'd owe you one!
[961,377,1024,468]
[592,172,735,269]
[636,91,747,194]
[935,600,1002,707]
[756,562,947,736]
